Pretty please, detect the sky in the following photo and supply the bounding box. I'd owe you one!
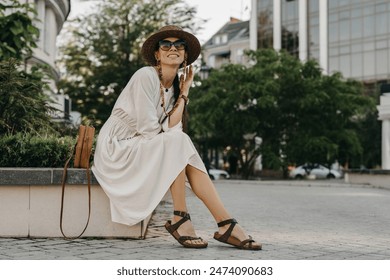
[69,0,251,44]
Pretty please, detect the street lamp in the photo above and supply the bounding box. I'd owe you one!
[199,65,211,80]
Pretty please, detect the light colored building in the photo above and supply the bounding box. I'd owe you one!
[202,18,250,68]
[25,0,71,120]
[250,0,390,81]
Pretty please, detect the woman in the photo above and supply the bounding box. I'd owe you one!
[92,25,261,250]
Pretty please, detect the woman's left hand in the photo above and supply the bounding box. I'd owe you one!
[179,65,194,96]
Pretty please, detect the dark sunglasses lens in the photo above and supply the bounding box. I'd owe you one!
[159,41,172,50]
[174,41,186,50]
[159,40,186,50]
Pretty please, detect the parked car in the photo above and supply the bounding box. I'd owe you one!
[208,166,230,180]
[289,164,342,179]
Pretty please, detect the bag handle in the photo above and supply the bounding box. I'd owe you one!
[60,125,93,240]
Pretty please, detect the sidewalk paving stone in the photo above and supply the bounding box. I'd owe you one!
[0,180,389,260]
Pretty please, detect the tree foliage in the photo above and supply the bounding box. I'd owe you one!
[0,1,56,135]
[0,0,39,60]
[0,59,55,135]
[58,0,203,127]
[189,49,375,178]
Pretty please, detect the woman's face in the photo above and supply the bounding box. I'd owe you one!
[155,37,186,67]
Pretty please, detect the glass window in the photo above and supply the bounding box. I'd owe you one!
[351,8,362,18]
[375,3,387,13]
[364,15,375,37]
[310,17,319,25]
[351,43,363,53]
[329,47,338,56]
[340,45,350,54]
[339,11,350,20]
[309,49,319,61]
[339,0,350,7]
[221,34,228,44]
[329,57,339,73]
[376,40,387,50]
[309,26,319,46]
[329,13,338,23]
[309,0,319,13]
[351,18,362,39]
[364,42,375,51]
[376,13,387,35]
[340,20,350,41]
[363,51,375,77]
[351,53,363,78]
[329,0,338,9]
[329,22,339,43]
[363,5,374,16]
[376,49,388,75]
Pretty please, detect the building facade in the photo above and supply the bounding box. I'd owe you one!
[250,0,390,168]
[25,0,71,120]
[202,18,250,68]
[251,0,390,83]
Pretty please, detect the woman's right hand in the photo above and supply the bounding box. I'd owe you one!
[179,65,194,96]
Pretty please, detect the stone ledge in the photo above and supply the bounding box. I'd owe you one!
[0,168,150,238]
[346,169,390,175]
[344,169,390,190]
[0,168,98,185]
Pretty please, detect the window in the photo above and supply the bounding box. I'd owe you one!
[376,49,388,75]
[351,53,363,78]
[351,18,362,39]
[221,34,228,44]
[363,51,375,77]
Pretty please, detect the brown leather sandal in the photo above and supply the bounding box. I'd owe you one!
[214,218,262,250]
[165,211,208,249]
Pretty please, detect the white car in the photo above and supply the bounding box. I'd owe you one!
[289,164,342,179]
[208,166,230,180]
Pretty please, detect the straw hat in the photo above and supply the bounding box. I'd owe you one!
[141,25,201,66]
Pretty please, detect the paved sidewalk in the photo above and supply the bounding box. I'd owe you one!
[0,180,389,260]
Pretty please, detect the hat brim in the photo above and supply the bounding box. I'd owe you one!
[141,29,201,66]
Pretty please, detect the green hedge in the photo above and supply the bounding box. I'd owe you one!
[0,133,76,167]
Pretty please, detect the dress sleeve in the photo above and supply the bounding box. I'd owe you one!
[161,116,182,132]
[130,68,162,139]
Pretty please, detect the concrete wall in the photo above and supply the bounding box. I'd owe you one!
[0,168,150,238]
[344,170,390,190]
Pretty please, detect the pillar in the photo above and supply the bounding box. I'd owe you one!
[250,0,258,50]
[299,0,308,61]
[273,0,282,51]
[377,84,390,170]
[319,0,328,73]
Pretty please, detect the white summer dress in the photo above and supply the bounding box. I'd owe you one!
[92,66,207,226]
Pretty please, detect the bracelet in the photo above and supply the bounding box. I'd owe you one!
[180,95,189,105]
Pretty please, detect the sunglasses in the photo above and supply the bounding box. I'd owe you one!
[158,40,187,51]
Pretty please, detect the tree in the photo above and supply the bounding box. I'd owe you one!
[58,0,204,128]
[189,49,375,178]
[0,1,56,135]
[0,0,39,60]
[0,59,55,135]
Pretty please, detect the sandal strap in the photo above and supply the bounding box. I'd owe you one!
[239,235,255,248]
[217,218,237,227]
[174,210,191,219]
[217,218,238,243]
[169,211,191,232]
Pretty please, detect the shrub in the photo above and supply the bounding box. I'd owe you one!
[0,133,76,167]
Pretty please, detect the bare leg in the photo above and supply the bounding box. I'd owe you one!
[186,165,261,248]
[169,168,207,246]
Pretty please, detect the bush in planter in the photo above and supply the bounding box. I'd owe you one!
[0,133,77,167]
